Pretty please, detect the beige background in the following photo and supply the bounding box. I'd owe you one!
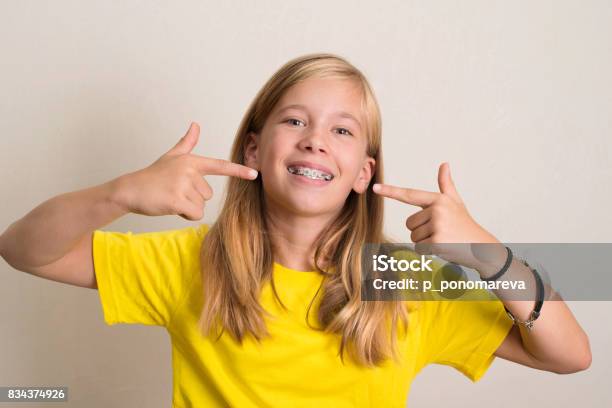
[1,1,610,407]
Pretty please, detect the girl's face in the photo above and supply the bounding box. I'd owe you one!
[245,76,375,217]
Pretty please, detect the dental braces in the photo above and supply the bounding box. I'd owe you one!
[288,166,333,181]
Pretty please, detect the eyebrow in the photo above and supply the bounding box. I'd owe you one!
[276,104,362,130]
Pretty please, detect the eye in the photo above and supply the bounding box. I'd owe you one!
[336,127,353,136]
[285,118,305,127]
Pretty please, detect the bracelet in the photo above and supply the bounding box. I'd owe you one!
[503,257,544,331]
[480,245,513,281]
[478,246,545,331]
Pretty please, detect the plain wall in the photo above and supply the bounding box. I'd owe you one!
[1,1,610,407]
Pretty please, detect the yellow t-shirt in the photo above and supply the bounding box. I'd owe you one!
[92,224,513,408]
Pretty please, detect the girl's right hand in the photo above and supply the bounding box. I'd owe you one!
[112,122,258,221]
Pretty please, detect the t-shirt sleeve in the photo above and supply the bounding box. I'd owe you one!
[419,294,514,382]
[92,223,209,327]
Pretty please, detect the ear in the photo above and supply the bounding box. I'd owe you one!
[352,156,376,194]
[243,131,259,169]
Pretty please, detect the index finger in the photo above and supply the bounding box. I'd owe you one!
[192,155,258,180]
[372,183,438,208]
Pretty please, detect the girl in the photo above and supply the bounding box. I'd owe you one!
[0,53,591,407]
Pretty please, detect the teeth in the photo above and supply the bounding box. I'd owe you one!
[288,166,333,181]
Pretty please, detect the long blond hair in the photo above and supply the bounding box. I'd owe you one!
[198,52,409,367]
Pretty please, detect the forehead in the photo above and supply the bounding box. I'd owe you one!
[273,77,365,124]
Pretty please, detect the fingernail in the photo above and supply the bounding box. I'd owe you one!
[372,183,381,193]
[249,169,258,179]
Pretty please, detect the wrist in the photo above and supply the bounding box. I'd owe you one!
[473,242,509,278]
[106,175,133,215]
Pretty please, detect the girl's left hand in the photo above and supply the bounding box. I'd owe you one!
[372,162,504,272]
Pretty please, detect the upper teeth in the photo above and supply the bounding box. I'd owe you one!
[288,166,333,181]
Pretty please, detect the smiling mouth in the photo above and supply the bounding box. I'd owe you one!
[287,165,334,181]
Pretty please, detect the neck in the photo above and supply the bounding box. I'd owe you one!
[264,201,338,272]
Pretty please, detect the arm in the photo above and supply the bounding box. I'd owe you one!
[479,256,593,374]
[0,122,257,290]
[373,162,592,375]
[0,178,129,289]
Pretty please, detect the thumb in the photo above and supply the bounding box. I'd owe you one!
[437,162,463,203]
[166,122,200,156]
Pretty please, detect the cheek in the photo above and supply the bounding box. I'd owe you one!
[257,142,281,168]
[261,133,291,160]
[336,151,365,181]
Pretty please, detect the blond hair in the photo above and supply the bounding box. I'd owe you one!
[198,52,409,367]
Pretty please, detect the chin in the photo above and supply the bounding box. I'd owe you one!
[284,196,332,215]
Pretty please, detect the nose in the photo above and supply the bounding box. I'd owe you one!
[298,127,328,154]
